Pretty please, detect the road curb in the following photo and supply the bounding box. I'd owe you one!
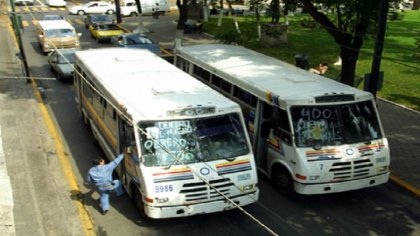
[390,174,420,197]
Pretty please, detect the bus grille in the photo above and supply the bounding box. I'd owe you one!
[179,178,234,202]
[329,159,373,181]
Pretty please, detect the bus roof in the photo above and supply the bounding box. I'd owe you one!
[75,48,240,121]
[176,44,373,107]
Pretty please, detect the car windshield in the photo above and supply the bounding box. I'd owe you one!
[291,101,382,148]
[92,15,113,21]
[43,15,63,20]
[98,24,119,30]
[140,113,250,167]
[45,28,76,37]
[129,36,153,44]
[57,52,75,64]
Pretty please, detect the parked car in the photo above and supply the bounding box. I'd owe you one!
[14,0,34,6]
[89,23,129,43]
[68,1,116,15]
[84,14,115,29]
[46,0,66,7]
[41,15,65,21]
[111,33,161,55]
[47,48,78,81]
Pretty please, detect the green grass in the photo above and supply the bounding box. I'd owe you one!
[202,11,420,111]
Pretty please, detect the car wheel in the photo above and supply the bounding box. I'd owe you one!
[56,73,62,81]
[130,12,138,17]
[77,10,85,16]
[106,10,114,15]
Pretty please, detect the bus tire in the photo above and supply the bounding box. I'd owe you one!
[132,186,148,220]
[272,165,295,196]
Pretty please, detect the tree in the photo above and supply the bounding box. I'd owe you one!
[413,0,419,10]
[300,0,389,87]
[267,0,281,23]
[175,0,188,48]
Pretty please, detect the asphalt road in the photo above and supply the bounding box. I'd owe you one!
[8,3,420,236]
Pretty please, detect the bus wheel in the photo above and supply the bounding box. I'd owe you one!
[272,166,295,196]
[132,187,148,219]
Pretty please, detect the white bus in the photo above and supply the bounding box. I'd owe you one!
[174,44,390,195]
[73,48,259,219]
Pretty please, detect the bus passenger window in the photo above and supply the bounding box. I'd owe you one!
[233,87,257,108]
[220,80,232,93]
[193,65,210,82]
[211,75,221,87]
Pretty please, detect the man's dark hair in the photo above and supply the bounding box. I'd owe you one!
[92,158,104,165]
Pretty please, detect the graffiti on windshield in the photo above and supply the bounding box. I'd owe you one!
[292,101,381,147]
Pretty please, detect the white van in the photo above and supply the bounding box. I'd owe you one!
[36,20,82,53]
[120,0,170,17]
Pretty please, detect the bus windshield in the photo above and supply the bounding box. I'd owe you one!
[139,113,250,167]
[291,101,382,148]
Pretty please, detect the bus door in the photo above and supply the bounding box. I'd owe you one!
[118,118,140,186]
[254,101,272,172]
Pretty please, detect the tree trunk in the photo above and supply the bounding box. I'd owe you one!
[176,0,188,30]
[413,0,420,10]
[226,0,240,33]
[175,0,188,48]
[300,0,371,87]
[340,47,359,86]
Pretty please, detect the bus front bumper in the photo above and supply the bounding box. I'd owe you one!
[294,172,390,195]
[144,190,259,219]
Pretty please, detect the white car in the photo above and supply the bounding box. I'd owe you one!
[68,1,116,15]
[47,0,66,7]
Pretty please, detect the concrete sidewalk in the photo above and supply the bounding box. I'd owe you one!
[0,13,86,236]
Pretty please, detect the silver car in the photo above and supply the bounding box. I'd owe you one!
[47,48,78,81]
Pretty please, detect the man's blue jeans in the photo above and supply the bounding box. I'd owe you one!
[98,179,124,211]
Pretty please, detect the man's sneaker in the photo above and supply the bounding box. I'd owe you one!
[102,210,108,215]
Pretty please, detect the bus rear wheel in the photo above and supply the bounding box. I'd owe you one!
[272,166,295,196]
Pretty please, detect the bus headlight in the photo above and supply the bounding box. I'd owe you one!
[309,175,320,180]
[155,197,169,203]
[378,166,388,172]
[242,184,254,191]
